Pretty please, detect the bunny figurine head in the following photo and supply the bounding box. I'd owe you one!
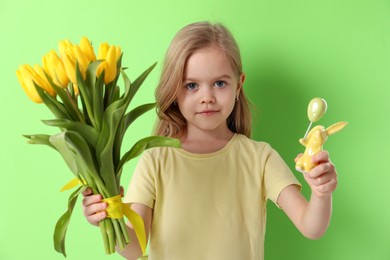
[295,121,348,173]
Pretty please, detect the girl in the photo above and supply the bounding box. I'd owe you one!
[82,22,338,260]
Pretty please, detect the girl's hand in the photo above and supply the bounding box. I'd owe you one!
[82,188,107,226]
[82,187,125,226]
[301,151,338,198]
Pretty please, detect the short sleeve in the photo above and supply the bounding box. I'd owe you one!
[263,146,301,207]
[123,151,156,208]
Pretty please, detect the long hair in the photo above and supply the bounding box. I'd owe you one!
[155,21,252,138]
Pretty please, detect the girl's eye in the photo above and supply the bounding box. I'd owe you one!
[214,81,226,88]
[186,83,198,90]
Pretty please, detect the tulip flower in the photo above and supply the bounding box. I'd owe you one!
[43,50,69,87]
[59,37,96,84]
[97,42,109,60]
[97,43,121,84]
[58,39,73,55]
[79,37,96,63]
[16,64,55,103]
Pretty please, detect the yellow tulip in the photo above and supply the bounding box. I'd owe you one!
[59,39,89,84]
[59,51,79,95]
[61,51,77,84]
[42,50,69,87]
[97,43,121,84]
[33,65,56,96]
[97,42,109,60]
[79,37,96,63]
[16,64,55,103]
[58,39,73,55]
[72,45,90,73]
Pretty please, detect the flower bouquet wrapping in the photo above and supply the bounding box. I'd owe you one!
[16,37,180,258]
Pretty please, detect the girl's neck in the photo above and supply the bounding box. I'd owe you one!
[180,127,235,154]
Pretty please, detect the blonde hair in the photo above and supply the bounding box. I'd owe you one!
[155,21,252,138]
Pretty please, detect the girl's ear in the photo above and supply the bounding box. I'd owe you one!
[237,73,246,95]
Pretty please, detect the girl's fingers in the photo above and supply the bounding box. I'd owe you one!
[81,187,109,226]
[315,178,338,195]
[82,193,103,207]
[307,170,335,186]
[86,211,107,226]
[294,153,303,163]
[309,162,335,178]
[82,187,93,196]
[83,201,107,217]
[312,150,330,164]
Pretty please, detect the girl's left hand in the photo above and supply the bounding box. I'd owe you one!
[296,151,338,198]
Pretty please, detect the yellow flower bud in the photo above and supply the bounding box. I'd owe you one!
[104,45,117,84]
[79,37,96,63]
[61,51,77,84]
[58,39,73,55]
[97,42,109,60]
[115,46,122,60]
[42,50,69,87]
[16,64,55,103]
[73,45,89,73]
[96,43,120,84]
[33,65,56,96]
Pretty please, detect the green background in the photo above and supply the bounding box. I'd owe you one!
[1,0,389,259]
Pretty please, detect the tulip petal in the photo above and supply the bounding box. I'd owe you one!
[16,66,42,103]
[58,39,73,55]
[62,53,77,84]
[104,46,117,84]
[43,51,69,88]
[33,64,56,97]
[80,37,96,62]
[97,43,109,60]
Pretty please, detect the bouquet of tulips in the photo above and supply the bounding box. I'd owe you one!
[16,37,180,258]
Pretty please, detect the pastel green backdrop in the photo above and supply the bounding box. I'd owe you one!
[1,0,389,259]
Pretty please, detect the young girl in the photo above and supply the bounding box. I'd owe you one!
[82,21,338,260]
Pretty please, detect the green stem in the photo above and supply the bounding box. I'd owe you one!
[119,218,130,244]
[99,220,110,254]
[66,88,86,123]
[113,219,126,251]
[105,219,116,254]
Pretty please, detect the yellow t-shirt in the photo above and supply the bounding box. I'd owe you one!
[124,134,301,260]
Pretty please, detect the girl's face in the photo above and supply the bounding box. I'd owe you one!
[176,46,244,136]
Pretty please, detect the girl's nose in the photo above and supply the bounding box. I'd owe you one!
[200,87,216,104]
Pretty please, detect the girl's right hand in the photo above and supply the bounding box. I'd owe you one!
[82,187,107,226]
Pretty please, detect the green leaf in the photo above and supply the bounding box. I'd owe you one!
[113,102,156,167]
[76,62,96,127]
[49,130,108,197]
[49,132,79,175]
[85,60,103,88]
[103,77,120,108]
[85,60,104,130]
[23,134,56,150]
[126,62,157,105]
[92,69,105,131]
[54,84,84,122]
[124,103,156,130]
[43,71,84,122]
[96,98,126,196]
[35,83,70,119]
[42,119,99,147]
[117,136,180,173]
[53,185,86,257]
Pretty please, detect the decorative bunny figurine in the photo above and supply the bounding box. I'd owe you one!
[295,121,348,173]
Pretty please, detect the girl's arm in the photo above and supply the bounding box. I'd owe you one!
[277,150,337,239]
[82,188,152,259]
